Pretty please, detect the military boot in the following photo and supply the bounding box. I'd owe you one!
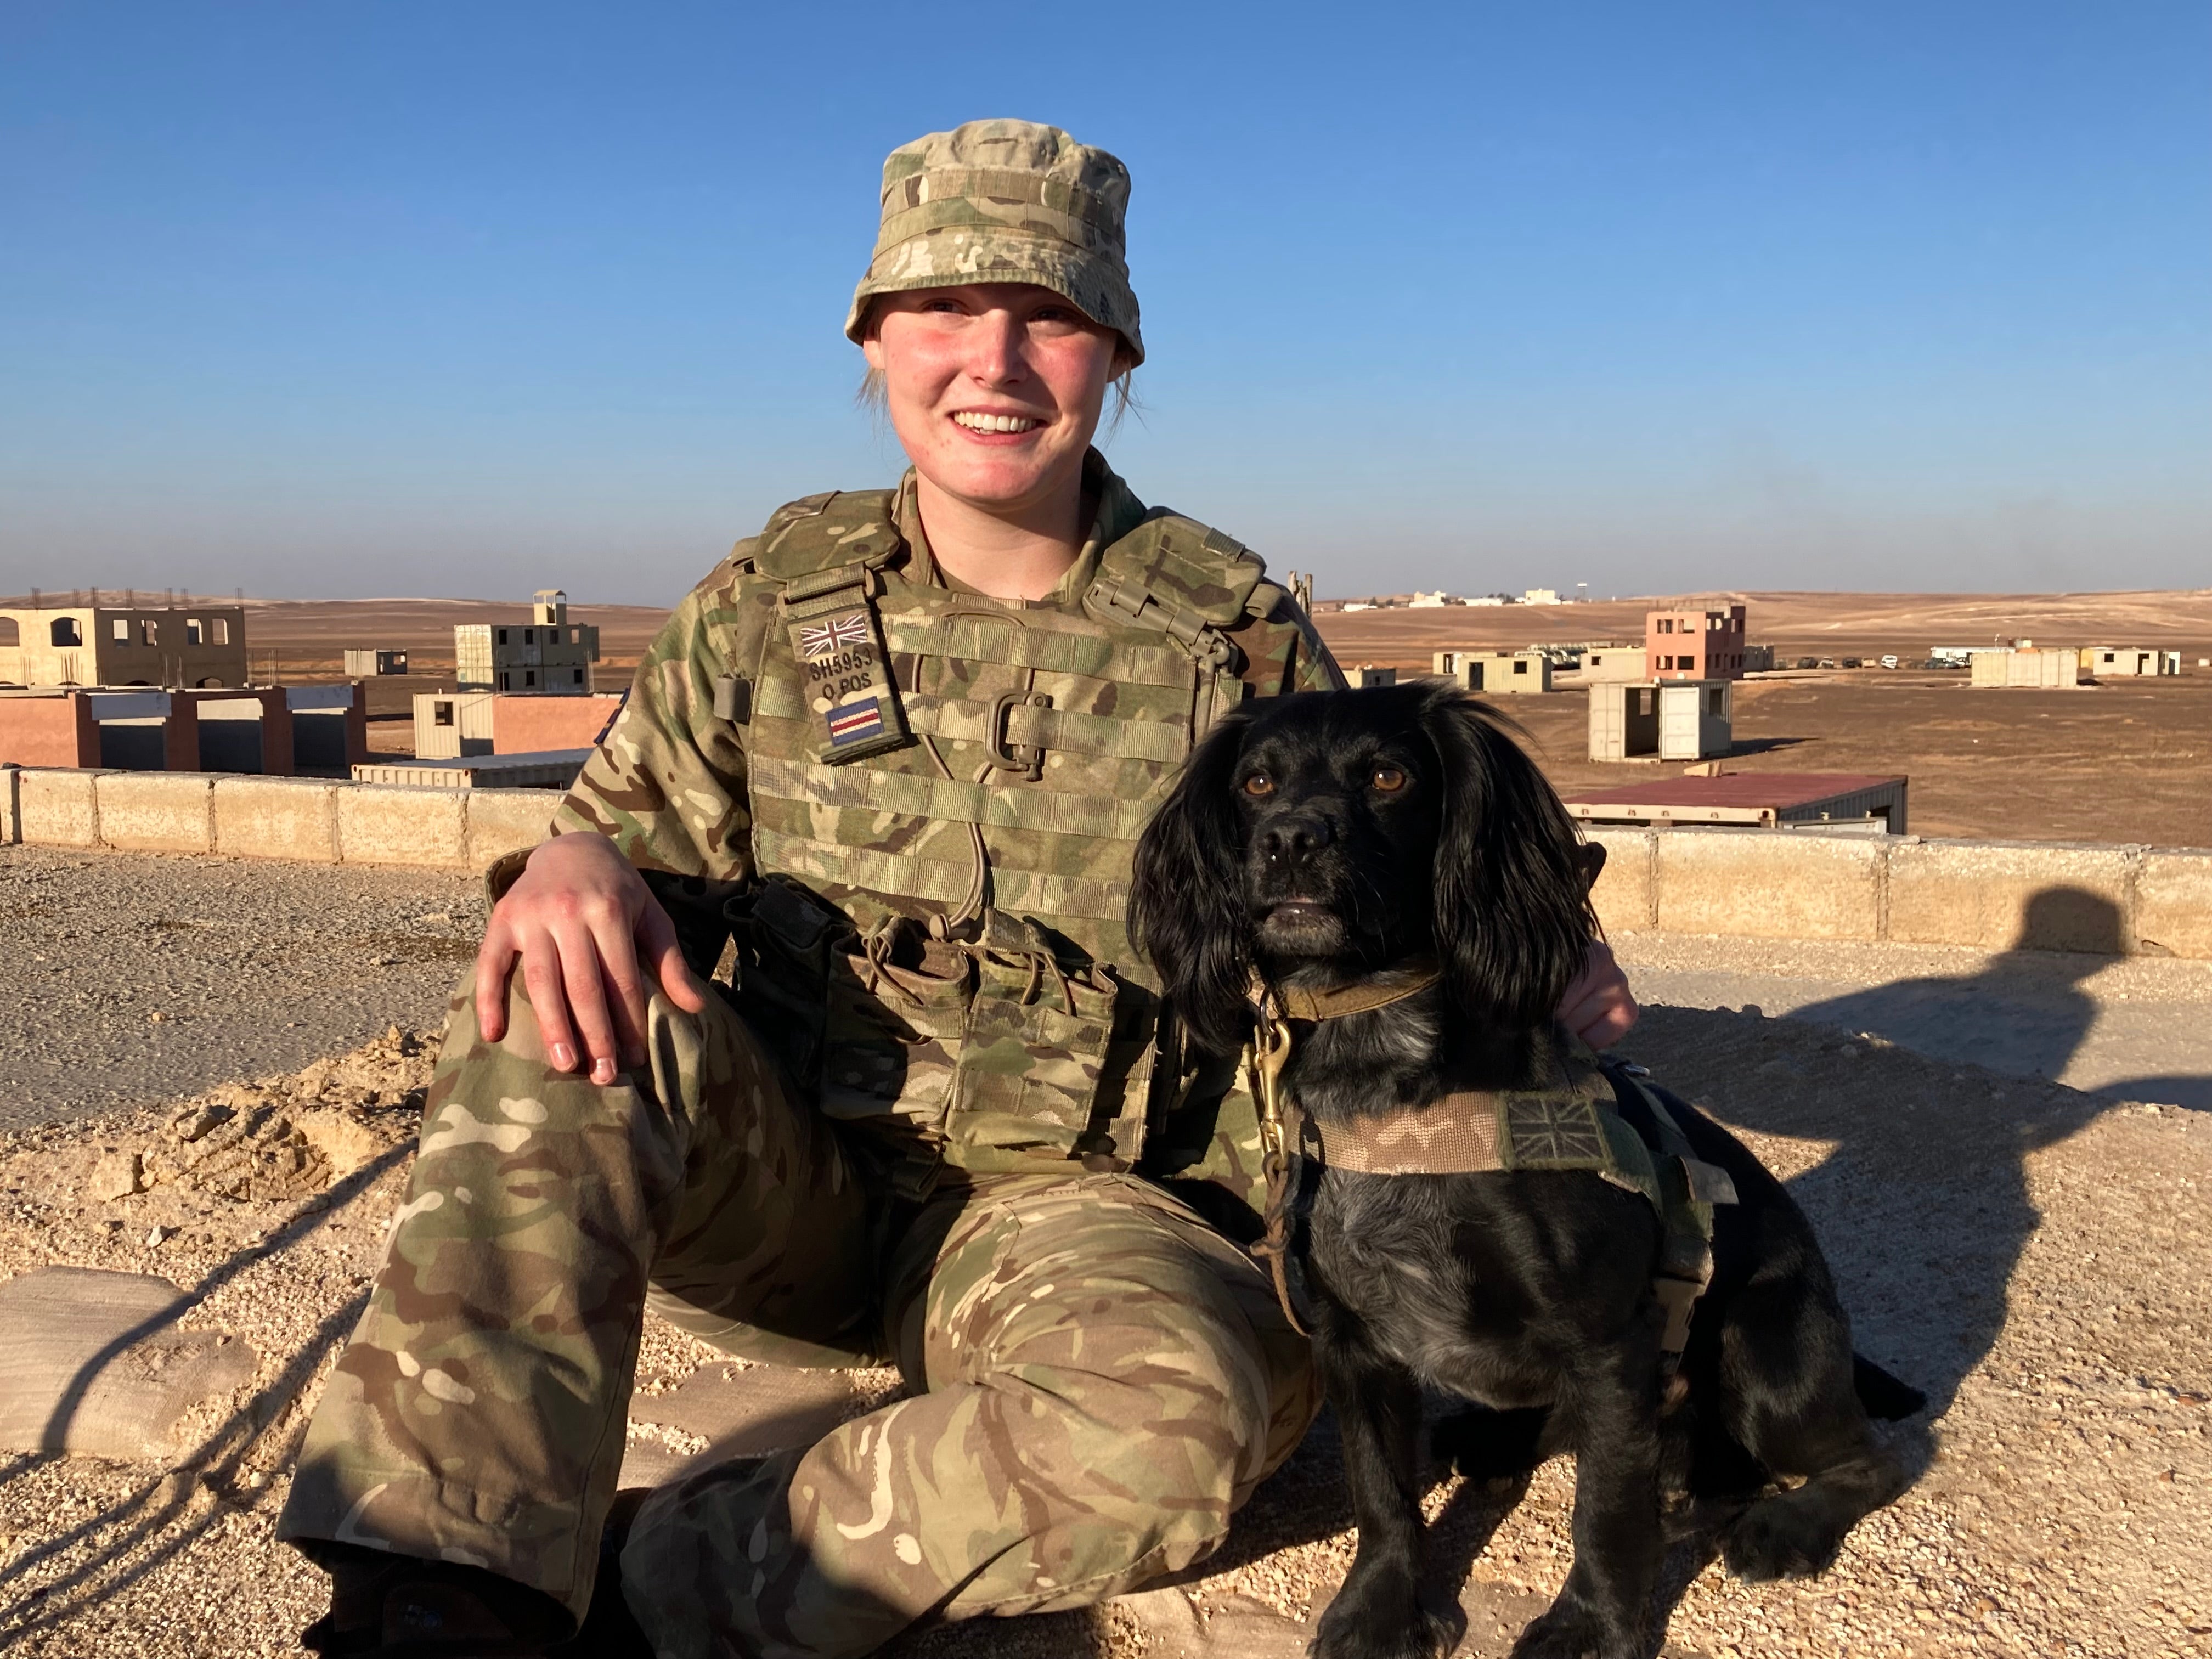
[299,1492,653,1658]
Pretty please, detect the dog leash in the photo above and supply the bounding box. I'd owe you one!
[1245,962,1446,1338]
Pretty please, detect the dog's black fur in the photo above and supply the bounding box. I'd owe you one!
[1131,683,1919,1659]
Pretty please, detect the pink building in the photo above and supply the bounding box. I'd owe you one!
[1646,603,1747,680]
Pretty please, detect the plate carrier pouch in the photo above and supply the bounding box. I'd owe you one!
[707,486,1300,1190]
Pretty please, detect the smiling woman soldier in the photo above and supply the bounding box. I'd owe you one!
[278,119,1638,1658]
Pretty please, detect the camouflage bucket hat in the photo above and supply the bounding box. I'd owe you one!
[844,119,1144,365]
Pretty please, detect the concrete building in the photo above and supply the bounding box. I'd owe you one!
[1553,645,1647,685]
[455,589,601,694]
[1560,772,1908,834]
[414,690,623,759]
[1432,650,1554,693]
[1588,681,1733,762]
[1971,648,2084,689]
[2081,647,2180,678]
[1522,588,1561,606]
[1350,665,1398,688]
[0,602,248,689]
[1646,603,1747,681]
[343,649,411,676]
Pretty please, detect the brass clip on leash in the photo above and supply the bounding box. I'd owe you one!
[1245,987,1310,1338]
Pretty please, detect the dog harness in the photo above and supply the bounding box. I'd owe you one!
[1245,964,1737,1386]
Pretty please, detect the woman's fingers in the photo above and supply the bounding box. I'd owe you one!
[473,926,520,1044]
[637,903,711,1015]
[519,934,583,1074]
[1559,940,1639,1048]
[552,920,624,1085]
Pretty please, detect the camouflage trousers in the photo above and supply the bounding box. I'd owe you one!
[278,975,1317,1658]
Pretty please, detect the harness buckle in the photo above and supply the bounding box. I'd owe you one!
[985,690,1052,781]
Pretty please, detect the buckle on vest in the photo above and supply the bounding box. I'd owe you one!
[986,690,1052,781]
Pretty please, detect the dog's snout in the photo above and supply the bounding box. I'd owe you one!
[1262,812,1334,867]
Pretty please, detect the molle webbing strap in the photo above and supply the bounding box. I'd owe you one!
[749,753,1162,841]
[884,616,1197,687]
[753,682,1193,765]
[751,828,1133,923]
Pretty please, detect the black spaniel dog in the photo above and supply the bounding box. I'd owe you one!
[1130,682,1918,1659]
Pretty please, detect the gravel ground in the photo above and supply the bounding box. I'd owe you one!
[2,858,2208,1657]
[0,846,484,1132]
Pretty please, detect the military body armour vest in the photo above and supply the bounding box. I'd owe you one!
[710,487,1302,1183]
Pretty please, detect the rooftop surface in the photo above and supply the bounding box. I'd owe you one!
[1559,772,1906,809]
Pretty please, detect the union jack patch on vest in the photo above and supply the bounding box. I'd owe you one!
[799,612,872,658]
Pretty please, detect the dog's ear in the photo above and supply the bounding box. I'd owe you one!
[1130,710,1256,1057]
[1421,688,1599,1030]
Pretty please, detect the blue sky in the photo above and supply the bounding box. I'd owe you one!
[2,2,2206,605]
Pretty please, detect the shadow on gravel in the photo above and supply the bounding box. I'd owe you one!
[0,1145,407,1644]
[1623,999,2144,1425]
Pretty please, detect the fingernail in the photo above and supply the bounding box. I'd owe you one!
[593,1057,617,1085]
[551,1042,574,1070]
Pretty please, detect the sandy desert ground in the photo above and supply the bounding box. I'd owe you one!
[2,845,2208,1659]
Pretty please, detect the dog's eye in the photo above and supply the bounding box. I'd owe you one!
[1242,772,1275,798]
[1370,764,1408,793]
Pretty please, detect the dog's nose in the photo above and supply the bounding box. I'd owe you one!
[1261,814,1333,867]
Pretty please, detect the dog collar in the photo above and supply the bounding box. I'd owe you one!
[1262,955,1442,1023]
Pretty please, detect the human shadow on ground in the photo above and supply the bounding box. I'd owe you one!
[1620,888,2202,1429]
[1780,888,2210,1108]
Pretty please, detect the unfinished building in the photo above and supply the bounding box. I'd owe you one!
[0,601,249,689]
[456,589,601,694]
[1588,681,1733,762]
[1646,603,1747,680]
[0,686,365,774]
[1432,650,1553,693]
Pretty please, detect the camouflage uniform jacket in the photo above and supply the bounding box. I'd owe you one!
[557,450,1343,1216]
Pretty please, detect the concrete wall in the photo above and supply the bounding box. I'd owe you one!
[1,766,552,870]
[1582,825,2212,959]
[4,764,2208,962]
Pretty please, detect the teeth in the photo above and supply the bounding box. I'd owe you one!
[953,411,1040,433]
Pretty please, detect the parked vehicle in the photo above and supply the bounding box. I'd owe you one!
[1880,654,1900,669]
[1840,656,1863,669]
[1796,656,1820,669]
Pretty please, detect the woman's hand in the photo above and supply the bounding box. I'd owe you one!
[1558,939,1638,1049]
[474,832,710,1083]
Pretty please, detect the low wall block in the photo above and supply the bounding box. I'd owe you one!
[1,766,19,844]
[1584,826,1657,934]
[1654,830,1883,941]
[336,784,469,868]
[15,769,104,848]
[2137,850,2212,960]
[1886,840,2138,953]
[94,772,216,854]
[212,777,340,863]
[464,789,554,868]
